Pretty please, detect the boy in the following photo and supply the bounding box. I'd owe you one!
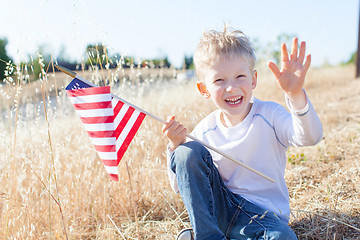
[162,27,322,239]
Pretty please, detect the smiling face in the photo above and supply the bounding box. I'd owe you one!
[197,55,257,127]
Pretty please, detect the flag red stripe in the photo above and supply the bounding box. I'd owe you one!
[74,101,112,110]
[67,84,147,181]
[94,145,116,152]
[80,116,114,124]
[108,174,119,181]
[116,112,146,162]
[114,107,135,139]
[66,86,110,97]
[113,100,124,118]
[102,159,119,167]
[87,130,115,138]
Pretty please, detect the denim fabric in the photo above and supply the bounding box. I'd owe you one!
[171,141,298,240]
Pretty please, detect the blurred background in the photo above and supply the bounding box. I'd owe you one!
[1,1,359,239]
[0,0,358,78]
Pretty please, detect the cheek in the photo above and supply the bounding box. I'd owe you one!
[209,87,223,98]
[242,81,254,91]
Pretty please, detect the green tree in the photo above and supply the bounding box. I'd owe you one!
[0,38,13,81]
[30,54,48,80]
[152,56,170,68]
[262,33,297,64]
[183,55,194,69]
[345,51,356,65]
[28,45,52,81]
[141,57,171,68]
[85,43,109,67]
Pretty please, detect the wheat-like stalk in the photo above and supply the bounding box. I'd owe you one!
[0,61,359,239]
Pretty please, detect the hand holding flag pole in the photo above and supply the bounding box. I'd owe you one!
[56,65,275,183]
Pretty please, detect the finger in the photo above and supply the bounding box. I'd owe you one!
[281,43,289,63]
[303,54,311,72]
[169,121,180,132]
[268,61,281,79]
[163,121,180,136]
[162,122,172,133]
[162,115,175,133]
[297,41,306,64]
[290,37,298,61]
[174,124,185,135]
[167,123,186,140]
[179,127,188,136]
[166,115,175,121]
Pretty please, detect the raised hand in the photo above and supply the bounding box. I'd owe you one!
[268,38,311,109]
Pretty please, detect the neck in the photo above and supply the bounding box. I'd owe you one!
[220,102,253,127]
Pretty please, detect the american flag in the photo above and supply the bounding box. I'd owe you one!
[66,78,146,181]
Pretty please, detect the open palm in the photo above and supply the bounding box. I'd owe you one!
[268,38,311,98]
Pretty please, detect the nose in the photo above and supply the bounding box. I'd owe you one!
[225,79,240,92]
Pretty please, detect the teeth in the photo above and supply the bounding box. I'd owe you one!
[225,96,242,104]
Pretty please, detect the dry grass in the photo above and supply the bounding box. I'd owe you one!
[0,63,359,239]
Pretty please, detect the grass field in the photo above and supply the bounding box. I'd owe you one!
[0,63,359,239]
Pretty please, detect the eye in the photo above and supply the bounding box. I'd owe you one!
[213,79,223,83]
[236,75,245,78]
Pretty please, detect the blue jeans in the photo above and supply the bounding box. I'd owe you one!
[170,141,298,240]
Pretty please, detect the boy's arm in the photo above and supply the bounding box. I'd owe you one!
[269,38,322,146]
[268,37,311,110]
[278,93,323,147]
[162,115,187,193]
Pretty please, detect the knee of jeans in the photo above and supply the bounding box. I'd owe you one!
[265,224,297,240]
[171,141,210,173]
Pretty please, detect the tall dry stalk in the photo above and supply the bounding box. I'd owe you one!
[40,57,69,240]
[0,62,359,239]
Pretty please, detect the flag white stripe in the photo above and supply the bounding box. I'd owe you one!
[97,151,117,160]
[84,122,114,132]
[104,165,119,175]
[91,137,116,146]
[69,94,111,104]
[116,110,141,151]
[112,98,120,109]
[113,102,130,126]
[67,86,146,181]
[77,108,114,118]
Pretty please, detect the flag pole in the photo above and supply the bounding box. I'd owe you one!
[55,65,275,183]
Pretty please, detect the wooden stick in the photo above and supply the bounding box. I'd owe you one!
[55,65,275,183]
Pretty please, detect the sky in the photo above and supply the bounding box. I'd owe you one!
[1,0,358,68]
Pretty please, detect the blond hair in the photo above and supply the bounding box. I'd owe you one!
[194,26,256,81]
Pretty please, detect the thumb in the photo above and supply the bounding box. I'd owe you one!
[268,61,281,79]
[162,115,175,132]
[166,115,175,121]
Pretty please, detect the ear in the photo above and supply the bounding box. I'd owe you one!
[197,82,211,99]
[252,70,258,89]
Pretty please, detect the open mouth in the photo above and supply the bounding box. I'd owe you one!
[225,96,243,105]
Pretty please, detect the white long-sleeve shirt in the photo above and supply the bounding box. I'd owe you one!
[167,95,323,222]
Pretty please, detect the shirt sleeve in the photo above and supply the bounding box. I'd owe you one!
[274,91,323,147]
[166,145,180,193]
